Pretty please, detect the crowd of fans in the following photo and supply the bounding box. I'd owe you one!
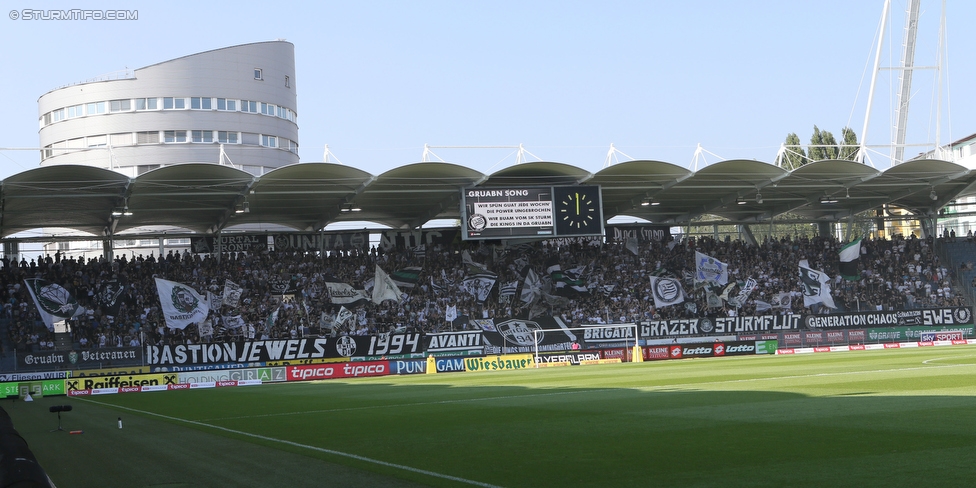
[0,231,970,355]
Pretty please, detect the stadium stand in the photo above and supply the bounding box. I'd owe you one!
[0,231,968,364]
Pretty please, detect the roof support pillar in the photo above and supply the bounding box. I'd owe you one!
[103,239,113,261]
[3,242,19,264]
[817,222,833,238]
[920,216,938,239]
[738,225,758,247]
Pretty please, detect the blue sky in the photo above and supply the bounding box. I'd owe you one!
[1,0,973,180]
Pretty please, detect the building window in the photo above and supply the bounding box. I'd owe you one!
[190,97,212,110]
[137,164,160,175]
[110,133,132,146]
[285,75,290,88]
[164,130,187,143]
[242,132,259,145]
[87,135,107,148]
[136,131,159,144]
[216,98,237,111]
[261,102,275,116]
[67,104,84,118]
[109,99,131,112]
[191,130,213,143]
[217,131,239,144]
[241,100,258,113]
[135,98,158,110]
[261,135,277,148]
[86,101,106,115]
[163,97,185,110]
[254,68,263,80]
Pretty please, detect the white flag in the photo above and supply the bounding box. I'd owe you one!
[649,276,685,308]
[335,306,354,328]
[222,314,246,329]
[155,278,210,329]
[695,251,729,285]
[198,320,214,337]
[372,265,403,304]
[520,268,542,304]
[222,279,243,308]
[799,264,835,309]
[446,304,458,322]
[24,278,85,331]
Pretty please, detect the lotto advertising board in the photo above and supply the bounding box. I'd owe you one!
[666,341,759,360]
[461,185,604,240]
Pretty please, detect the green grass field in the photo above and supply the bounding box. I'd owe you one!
[7,346,976,487]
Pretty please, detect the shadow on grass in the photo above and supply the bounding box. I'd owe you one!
[6,375,976,488]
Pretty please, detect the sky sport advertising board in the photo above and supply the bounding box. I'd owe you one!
[461,185,604,240]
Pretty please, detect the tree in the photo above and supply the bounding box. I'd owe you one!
[780,133,807,170]
[809,125,838,161]
[821,130,839,160]
[838,127,859,161]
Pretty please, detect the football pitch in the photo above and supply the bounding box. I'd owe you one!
[8,346,976,487]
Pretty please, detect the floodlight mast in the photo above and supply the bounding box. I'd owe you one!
[857,0,890,165]
[859,0,945,166]
[892,0,921,165]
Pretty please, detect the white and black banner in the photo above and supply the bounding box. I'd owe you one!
[191,235,269,254]
[803,307,973,330]
[478,316,578,354]
[272,232,369,252]
[640,315,800,339]
[325,281,370,306]
[145,334,424,366]
[17,347,142,370]
[424,331,485,355]
[605,224,672,243]
[580,325,636,346]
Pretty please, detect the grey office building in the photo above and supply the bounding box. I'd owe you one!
[37,41,299,176]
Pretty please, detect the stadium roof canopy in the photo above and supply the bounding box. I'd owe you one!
[0,159,973,239]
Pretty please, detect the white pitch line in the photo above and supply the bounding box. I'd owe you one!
[80,398,504,488]
[922,354,976,365]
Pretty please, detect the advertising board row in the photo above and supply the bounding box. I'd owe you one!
[5,338,790,397]
[778,325,976,347]
[11,308,973,373]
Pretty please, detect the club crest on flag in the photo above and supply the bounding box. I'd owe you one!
[172,286,201,314]
[496,319,542,346]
